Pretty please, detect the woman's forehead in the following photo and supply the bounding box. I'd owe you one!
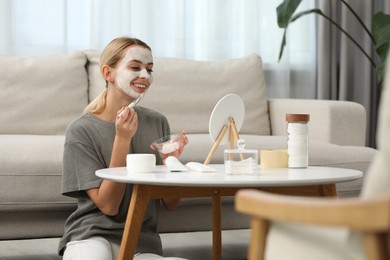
[122,46,153,64]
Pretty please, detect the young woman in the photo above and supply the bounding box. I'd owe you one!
[58,37,188,260]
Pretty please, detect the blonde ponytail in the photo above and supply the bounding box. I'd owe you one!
[84,88,108,114]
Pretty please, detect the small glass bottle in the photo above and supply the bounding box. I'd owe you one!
[286,114,310,168]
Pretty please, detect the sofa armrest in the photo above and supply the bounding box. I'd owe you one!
[268,98,366,146]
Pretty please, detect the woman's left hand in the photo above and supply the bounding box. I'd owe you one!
[150,131,189,162]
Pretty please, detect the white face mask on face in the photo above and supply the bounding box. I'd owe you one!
[115,46,153,99]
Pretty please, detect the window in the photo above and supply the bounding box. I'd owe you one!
[0,0,316,98]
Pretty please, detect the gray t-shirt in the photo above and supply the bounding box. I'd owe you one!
[58,106,170,256]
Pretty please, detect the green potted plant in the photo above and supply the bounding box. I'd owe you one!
[277,0,390,87]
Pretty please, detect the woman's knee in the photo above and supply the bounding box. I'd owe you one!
[63,237,118,260]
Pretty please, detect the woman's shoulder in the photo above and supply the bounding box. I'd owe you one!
[66,113,92,131]
[65,113,111,140]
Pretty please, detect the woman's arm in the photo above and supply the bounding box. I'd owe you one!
[87,108,138,216]
[86,136,129,215]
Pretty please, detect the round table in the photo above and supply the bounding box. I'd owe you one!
[96,165,362,260]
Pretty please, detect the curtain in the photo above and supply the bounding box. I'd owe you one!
[317,0,389,148]
[0,0,316,100]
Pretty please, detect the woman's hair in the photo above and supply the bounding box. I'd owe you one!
[84,37,152,114]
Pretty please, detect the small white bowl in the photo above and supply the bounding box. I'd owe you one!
[126,154,156,173]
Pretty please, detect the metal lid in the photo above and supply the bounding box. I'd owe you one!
[285,114,310,122]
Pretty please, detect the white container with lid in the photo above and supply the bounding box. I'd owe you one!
[224,139,258,174]
[286,114,310,168]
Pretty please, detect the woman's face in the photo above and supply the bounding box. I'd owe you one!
[115,45,153,99]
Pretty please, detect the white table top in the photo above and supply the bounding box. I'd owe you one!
[96,165,363,187]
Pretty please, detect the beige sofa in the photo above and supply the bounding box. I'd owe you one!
[0,50,377,249]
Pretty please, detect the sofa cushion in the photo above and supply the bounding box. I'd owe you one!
[0,135,74,210]
[143,54,270,135]
[0,51,88,135]
[182,134,375,167]
[85,51,271,136]
[83,50,106,103]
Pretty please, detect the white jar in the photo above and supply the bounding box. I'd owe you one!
[286,114,310,168]
[126,154,156,173]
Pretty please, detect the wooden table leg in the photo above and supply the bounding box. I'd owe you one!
[118,184,151,260]
[212,193,222,260]
[320,184,338,197]
[117,184,335,260]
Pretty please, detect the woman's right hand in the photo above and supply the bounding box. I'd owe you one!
[115,107,138,141]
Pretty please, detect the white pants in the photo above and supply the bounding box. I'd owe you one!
[63,237,187,260]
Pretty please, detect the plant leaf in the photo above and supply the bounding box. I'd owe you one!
[278,29,288,61]
[290,9,323,23]
[372,12,390,86]
[276,0,302,28]
[278,9,323,61]
[373,12,390,49]
[376,60,385,88]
